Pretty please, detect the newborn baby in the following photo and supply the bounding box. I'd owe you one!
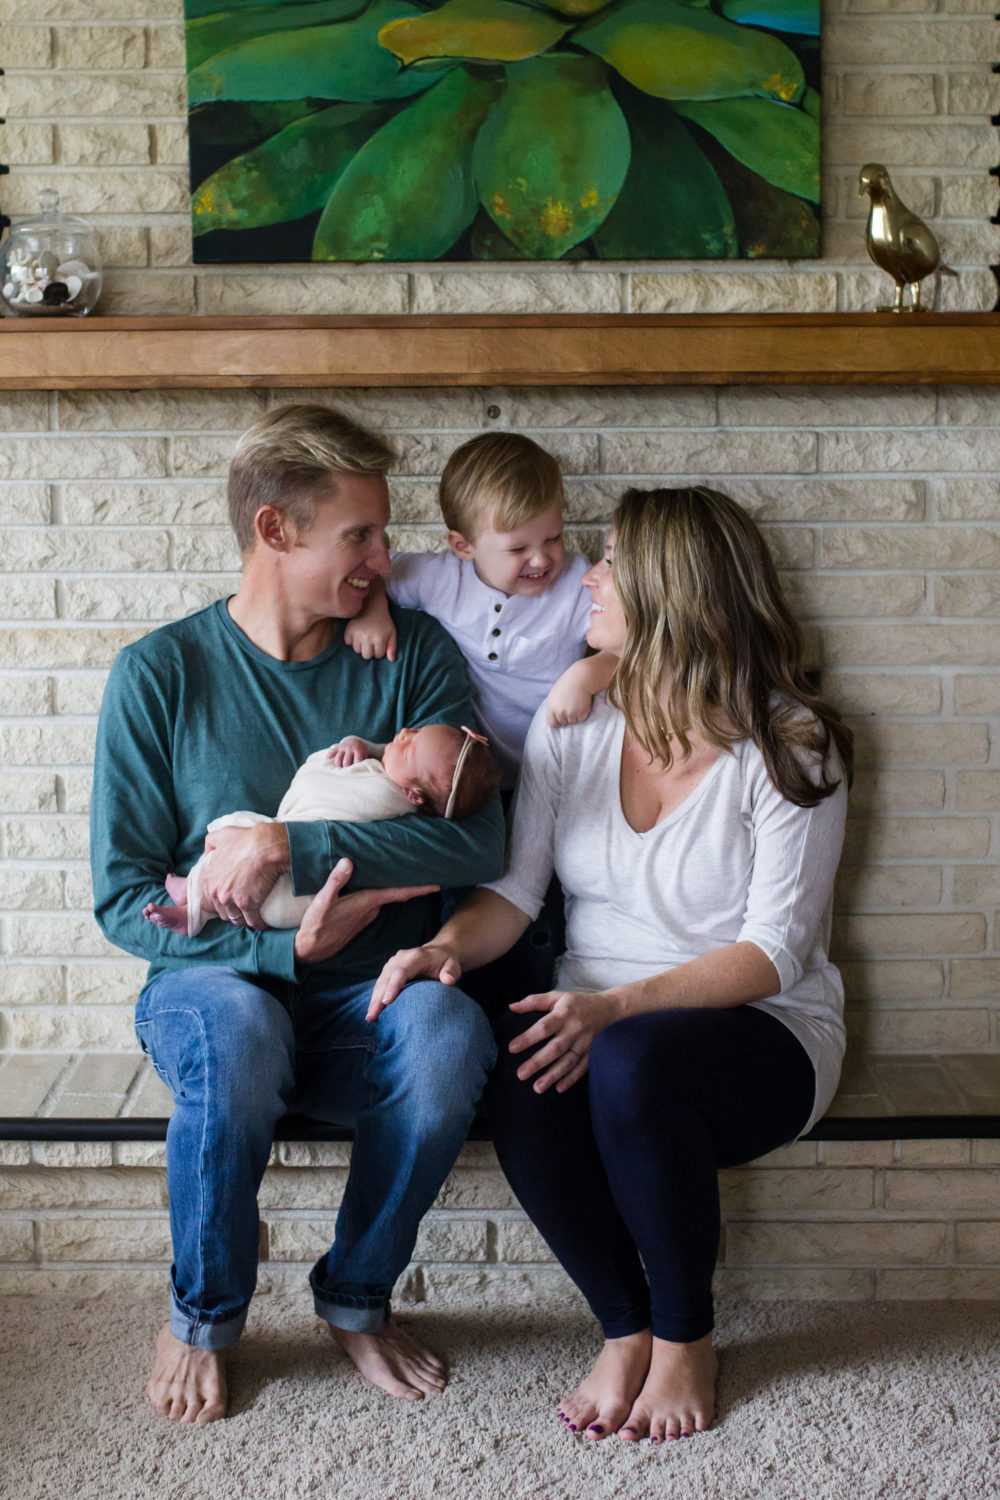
[142,724,499,937]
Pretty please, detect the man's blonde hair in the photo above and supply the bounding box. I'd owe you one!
[439,432,563,539]
[228,404,396,554]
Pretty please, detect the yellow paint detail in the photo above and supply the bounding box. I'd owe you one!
[539,198,574,239]
[763,72,799,102]
[580,186,598,210]
[492,192,513,222]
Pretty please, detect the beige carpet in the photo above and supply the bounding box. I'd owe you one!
[3,1282,1000,1500]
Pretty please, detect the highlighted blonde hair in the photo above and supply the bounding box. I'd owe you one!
[228,404,396,554]
[439,432,563,539]
[609,487,853,808]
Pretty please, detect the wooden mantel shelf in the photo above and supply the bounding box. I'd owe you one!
[2,312,1000,389]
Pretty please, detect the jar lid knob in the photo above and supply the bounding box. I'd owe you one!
[38,188,60,216]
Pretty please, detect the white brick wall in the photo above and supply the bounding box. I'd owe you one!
[0,13,996,1061]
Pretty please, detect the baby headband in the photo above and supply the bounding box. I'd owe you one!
[444,725,490,820]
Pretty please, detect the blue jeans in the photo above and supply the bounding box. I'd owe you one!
[135,965,496,1351]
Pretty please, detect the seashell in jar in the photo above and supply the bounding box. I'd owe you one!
[10,261,29,283]
[35,251,59,277]
[62,275,83,301]
[24,285,45,304]
[57,259,92,281]
[42,281,70,306]
[3,283,14,300]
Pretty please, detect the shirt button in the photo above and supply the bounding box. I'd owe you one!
[494,603,502,612]
[491,627,500,637]
[488,652,498,661]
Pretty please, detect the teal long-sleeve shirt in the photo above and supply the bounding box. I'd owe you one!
[91,597,506,995]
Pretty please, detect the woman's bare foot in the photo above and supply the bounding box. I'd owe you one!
[558,1330,652,1440]
[325,1318,447,1401]
[147,1323,228,1424]
[616,1332,718,1444]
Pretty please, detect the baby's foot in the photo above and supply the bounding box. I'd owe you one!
[616,1333,717,1445]
[165,872,188,904]
[558,1330,652,1440]
[143,901,189,933]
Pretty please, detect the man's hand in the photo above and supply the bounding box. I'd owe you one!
[294,860,439,966]
[366,943,463,1023]
[325,736,371,768]
[201,822,290,929]
[507,989,622,1094]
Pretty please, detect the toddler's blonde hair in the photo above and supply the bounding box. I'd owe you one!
[439,432,563,539]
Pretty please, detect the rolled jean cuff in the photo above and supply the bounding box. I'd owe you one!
[311,1287,390,1334]
[169,1297,248,1352]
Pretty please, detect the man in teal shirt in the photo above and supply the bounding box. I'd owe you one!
[91,405,505,1424]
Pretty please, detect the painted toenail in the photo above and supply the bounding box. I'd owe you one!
[651,1436,662,1445]
[588,1424,603,1433]
[567,1424,577,1432]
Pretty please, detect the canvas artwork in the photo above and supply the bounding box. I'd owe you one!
[184,0,821,264]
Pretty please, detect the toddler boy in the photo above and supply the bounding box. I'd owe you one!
[346,432,613,787]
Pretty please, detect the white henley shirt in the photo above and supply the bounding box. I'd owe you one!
[387,550,592,785]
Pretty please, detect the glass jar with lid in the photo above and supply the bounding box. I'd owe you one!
[0,189,103,316]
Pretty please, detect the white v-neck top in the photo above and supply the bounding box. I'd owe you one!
[485,695,849,1134]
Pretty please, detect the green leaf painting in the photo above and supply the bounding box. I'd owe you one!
[184,0,821,261]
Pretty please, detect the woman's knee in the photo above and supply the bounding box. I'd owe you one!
[589,1012,687,1101]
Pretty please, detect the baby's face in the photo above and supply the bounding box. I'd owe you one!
[382,724,459,802]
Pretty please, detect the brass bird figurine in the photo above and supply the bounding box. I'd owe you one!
[858,163,944,313]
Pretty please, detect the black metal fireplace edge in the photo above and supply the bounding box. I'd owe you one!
[3,1114,1000,1144]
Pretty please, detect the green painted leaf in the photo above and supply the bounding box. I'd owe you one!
[592,96,736,258]
[188,1,436,104]
[576,0,805,104]
[703,141,819,256]
[719,0,819,35]
[185,0,367,71]
[378,0,568,66]
[473,54,630,258]
[802,85,820,121]
[469,210,529,257]
[192,102,389,234]
[518,0,617,13]
[184,0,324,17]
[313,68,498,259]
[676,96,819,201]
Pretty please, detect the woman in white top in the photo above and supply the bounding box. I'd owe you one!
[369,487,852,1447]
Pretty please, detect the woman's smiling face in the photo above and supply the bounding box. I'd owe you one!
[582,531,627,654]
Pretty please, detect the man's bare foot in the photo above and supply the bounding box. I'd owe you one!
[325,1317,447,1401]
[147,1323,228,1424]
[558,1330,652,1440]
[616,1332,718,1444]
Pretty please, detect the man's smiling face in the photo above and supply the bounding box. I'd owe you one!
[285,473,392,621]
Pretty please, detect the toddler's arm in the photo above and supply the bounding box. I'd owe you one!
[343,578,398,662]
[545,652,618,728]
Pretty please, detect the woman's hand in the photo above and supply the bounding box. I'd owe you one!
[508,989,622,1093]
[294,860,438,965]
[366,943,463,1022]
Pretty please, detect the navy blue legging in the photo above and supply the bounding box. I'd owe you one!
[484,1004,816,1343]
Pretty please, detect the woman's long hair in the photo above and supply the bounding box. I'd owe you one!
[608,487,853,807]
